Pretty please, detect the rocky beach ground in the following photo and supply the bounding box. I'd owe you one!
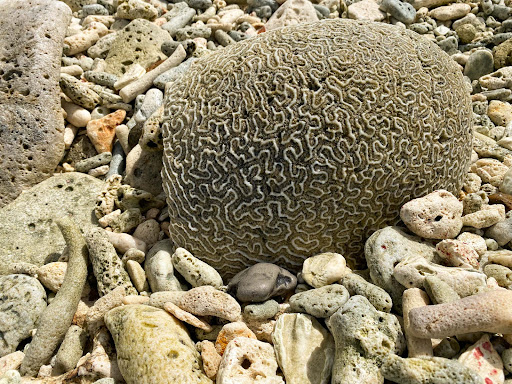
[2,0,512,382]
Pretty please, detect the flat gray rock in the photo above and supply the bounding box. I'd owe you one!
[0,0,71,207]
[0,173,104,267]
[0,274,47,357]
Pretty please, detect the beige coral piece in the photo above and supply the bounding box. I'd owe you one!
[458,334,505,384]
[37,262,67,292]
[215,322,257,355]
[163,302,212,332]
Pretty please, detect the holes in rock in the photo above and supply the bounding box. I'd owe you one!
[56,184,63,188]
[168,350,179,359]
[43,74,49,80]
[241,359,252,369]
[23,144,29,150]
[434,215,442,222]
[65,186,74,192]
[28,223,35,231]
[20,89,29,96]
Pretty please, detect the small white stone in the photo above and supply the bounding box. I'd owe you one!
[500,167,512,195]
[217,337,284,384]
[63,124,78,150]
[400,190,463,239]
[265,0,319,30]
[60,64,84,77]
[464,172,482,193]
[105,231,147,254]
[98,209,122,228]
[457,232,487,256]
[171,247,223,289]
[429,3,471,20]
[435,239,480,268]
[114,64,146,90]
[37,262,67,292]
[62,100,92,128]
[348,0,387,20]
[462,204,506,228]
[458,334,505,384]
[301,252,347,288]
[88,164,110,177]
[472,158,510,187]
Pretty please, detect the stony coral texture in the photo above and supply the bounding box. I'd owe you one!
[162,19,473,277]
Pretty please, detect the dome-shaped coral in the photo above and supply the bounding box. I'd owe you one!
[162,19,472,277]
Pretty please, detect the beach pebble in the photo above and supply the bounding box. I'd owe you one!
[216,337,283,384]
[265,0,318,30]
[60,73,101,110]
[215,322,257,355]
[326,295,405,384]
[126,260,149,292]
[37,262,67,292]
[457,231,488,255]
[132,219,160,248]
[163,302,212,331]
[105,231,147,254]
[408,289,512,338]
[400,190,463,239]
[104,305,211,384]
[243,300,280,321]
[272,313,334,384]
[124,144,164,196]
[0,275,47,357]
[340,273,393,312]
[458,334,505,384]
[365,226,436,313]
[464,49,495,81]
[63,22,108,56]
[177,286,241,322]
[486,211,512,245]
[171,248,223,289]
[116,0,158,20]
[423,275,461,304]
[0,370,20,384]
[75,152,112,173]
[402,288,433,358]
[198,341,221,380]
[435,239,480,268]
[381,354,484,384]
[473,158,510,187]
[289,284,350,318]
[484,264,512,288]
[86,286,127,333]
[434,337,460,359]
[347,0,387,21]
[503,348,512,373]
[144,240,185,292]
[429,3,471,20]
[462,204,506,228]
[488,100,512,126]
[86,109,126,153]
[62,100,91,127]
[123,295,150,305]
[121,248,145,265]
[228,263,297,303]
[63,124,78,150]
[301,252,347,288]
[379,0,416,24]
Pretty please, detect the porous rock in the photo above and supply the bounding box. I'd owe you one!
[272,313,334,384]
[162,19,472,278]
[0,0,71,207]
[289,284,350,318]
[0,275,46,357]
[104,304,212,384]
[0,173,104,267]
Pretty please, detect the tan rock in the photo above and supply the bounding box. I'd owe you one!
[462,204,506,228]
[428,3,471,20]
[63,22,109,55]
[62,100,91,128]
[177,286,241,322]
[435,239,480,268]
[0,351,24,376]
[199,341,222,380]
[402,288,433,358]
[163,302,212,331]
[488,100,512,127]
[86,286,127,333]
[301,252,347,288]
[265,0,319,30]
[348,0,386,21]
[37,262,67,292]
[215,322,257,356]
[126,260,149,293]
[86,109,126,153]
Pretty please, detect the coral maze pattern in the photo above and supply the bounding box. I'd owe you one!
[162,19,473,277]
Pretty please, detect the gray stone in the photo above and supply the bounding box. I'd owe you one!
[272,313,334,384]
[82,4,110,16]
[503,348,512,374]
[326,295,405,384]
[175,26,212,41]
[161,40,196,57]
[186,0,212,9]
[116,0,158,20]
[381,355,484,384]
[154,58,195,89]
[104,305,212,384]
[433,337,460,359]
[227,263,297,303]
[127,88,163,148]
[75,152,112,173]
[289,284,349,318]
[0,275,46,357]
[0,0,71,207]
[380,0,416,24]
[341,273,393,312]
[0,173,104,266]
[53,325,87,374]
[423,275,461,304]
[485,211,512,245]
[84,71,118,88]
[88,33,117,60]
[124,144,164,195]
[145,240,185,292]
[105,141,126,178]
[464,49,495,81]
[365,226,436,313]
[243,300,279,321]
[85,227,137,296]
[60,73,101,110]
[161,6,196,37]
[105,19,170,77]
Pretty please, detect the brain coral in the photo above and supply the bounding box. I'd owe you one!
[162,19,473,278]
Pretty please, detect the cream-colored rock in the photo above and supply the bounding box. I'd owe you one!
[104,305,212,384]
[215,322,257,356]
[487,249,512,268]
[217,337,283,384]
[63,124,78,150]
[489,100,512,127]
[402,288,433,358]
[72,300,91,328]
[115,124,130,154]
[457,232,487,255]
[126,260,149,293]
[348,0,386,20]
[429,3,471,20]
[472,158,510,187]
[462,204,506,228]
[114,64,146,90]
[133,219,160,249]
[163,302,212,331]
[272,313,334,384]
[60,64,83,76]
[435,239,480,268]
[122,294,150,305]
[89,165,109,177]
[171,248,223,289]
[245,318,276,344]
[265,0,319,30]
[105,231,147,254]
[400,190,463,239]
[0,351,24,376]
[86,286,127,333]
[62,100,91,128]
[199,341,221,380]
[37,262,67,292]
[458,334,505,384]
[408,290,512,338]
[63,22,109,56]
[177,286,241,322]
[464,172,482,193]
[301,252,347,288]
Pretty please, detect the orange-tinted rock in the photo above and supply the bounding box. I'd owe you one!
[215,322,257,356]
[86,109,126,153]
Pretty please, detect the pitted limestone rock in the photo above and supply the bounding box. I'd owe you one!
[326,295,405,384]
[0,173,104,266]
[162,19,472,278]
[289,284,350,318]
[104,305,212,384]
[0,0,71,207]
